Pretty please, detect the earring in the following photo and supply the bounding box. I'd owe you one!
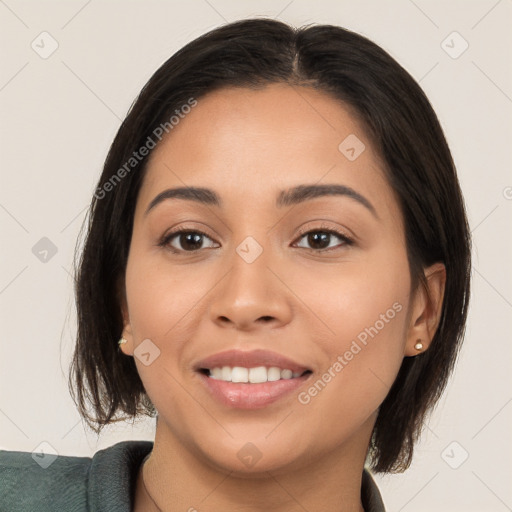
[118,337,127,346]
[414,340,423,351]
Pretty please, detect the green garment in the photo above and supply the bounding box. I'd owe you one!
[0,441,385,511]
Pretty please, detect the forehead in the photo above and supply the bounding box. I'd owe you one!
[137,84,399,223]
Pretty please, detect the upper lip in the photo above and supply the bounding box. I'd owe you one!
[195,349,311,374]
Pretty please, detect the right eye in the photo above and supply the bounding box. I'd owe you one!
[159,229,220,253]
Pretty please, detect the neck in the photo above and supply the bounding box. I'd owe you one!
[135,416,373,512]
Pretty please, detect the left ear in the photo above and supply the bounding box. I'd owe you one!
[117,276,135,357]
[405,262,446,356]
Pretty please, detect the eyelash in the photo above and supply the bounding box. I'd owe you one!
[158,226,354,254]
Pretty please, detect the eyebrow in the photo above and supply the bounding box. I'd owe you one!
[145,184,377,218]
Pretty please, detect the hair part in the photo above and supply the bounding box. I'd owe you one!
[69,18,471,473]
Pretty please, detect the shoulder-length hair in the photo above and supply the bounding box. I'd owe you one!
[69,18,471,473]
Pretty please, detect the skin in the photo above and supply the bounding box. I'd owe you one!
[119,83,446,511]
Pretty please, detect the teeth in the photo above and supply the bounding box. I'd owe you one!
[207,366,304,383]
[281,369,293,379]
[267,367,281,382]
[221,366,231,381]
[211,367,223,379]
[249,366,267,383]
[231,366,248,383]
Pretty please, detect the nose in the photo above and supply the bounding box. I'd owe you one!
[208,240,293,332]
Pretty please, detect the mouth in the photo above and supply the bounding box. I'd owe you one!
[194,349,313,409]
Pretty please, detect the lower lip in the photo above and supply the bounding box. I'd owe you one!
[198,372,311,409]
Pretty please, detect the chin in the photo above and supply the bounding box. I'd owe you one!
[206,449,303,477]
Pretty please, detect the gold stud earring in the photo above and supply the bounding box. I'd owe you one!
[118,337,127,346]
[414,340,423,351]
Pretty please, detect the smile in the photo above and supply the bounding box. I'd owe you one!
[194,348,313,409]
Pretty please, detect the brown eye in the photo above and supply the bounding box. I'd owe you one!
[159,229,218,253]
[294,229,353,252]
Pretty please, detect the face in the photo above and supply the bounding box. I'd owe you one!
[120,83,428,474]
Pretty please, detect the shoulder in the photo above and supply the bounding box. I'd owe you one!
[0,445,91,511]
[362,468,386,512]
[0,440,153,512]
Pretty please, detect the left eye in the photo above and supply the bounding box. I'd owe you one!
[294,229,352,252]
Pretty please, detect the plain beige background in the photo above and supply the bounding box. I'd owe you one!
[1,1,511,510]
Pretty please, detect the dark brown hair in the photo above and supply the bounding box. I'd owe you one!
[69,17,471,473]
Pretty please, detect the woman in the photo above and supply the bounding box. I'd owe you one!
[0,17,471,512]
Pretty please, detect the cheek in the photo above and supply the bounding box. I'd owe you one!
[124,249,205,419]
[125,246,202,340]
[295,248,410,419]
[299,243,409,343]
